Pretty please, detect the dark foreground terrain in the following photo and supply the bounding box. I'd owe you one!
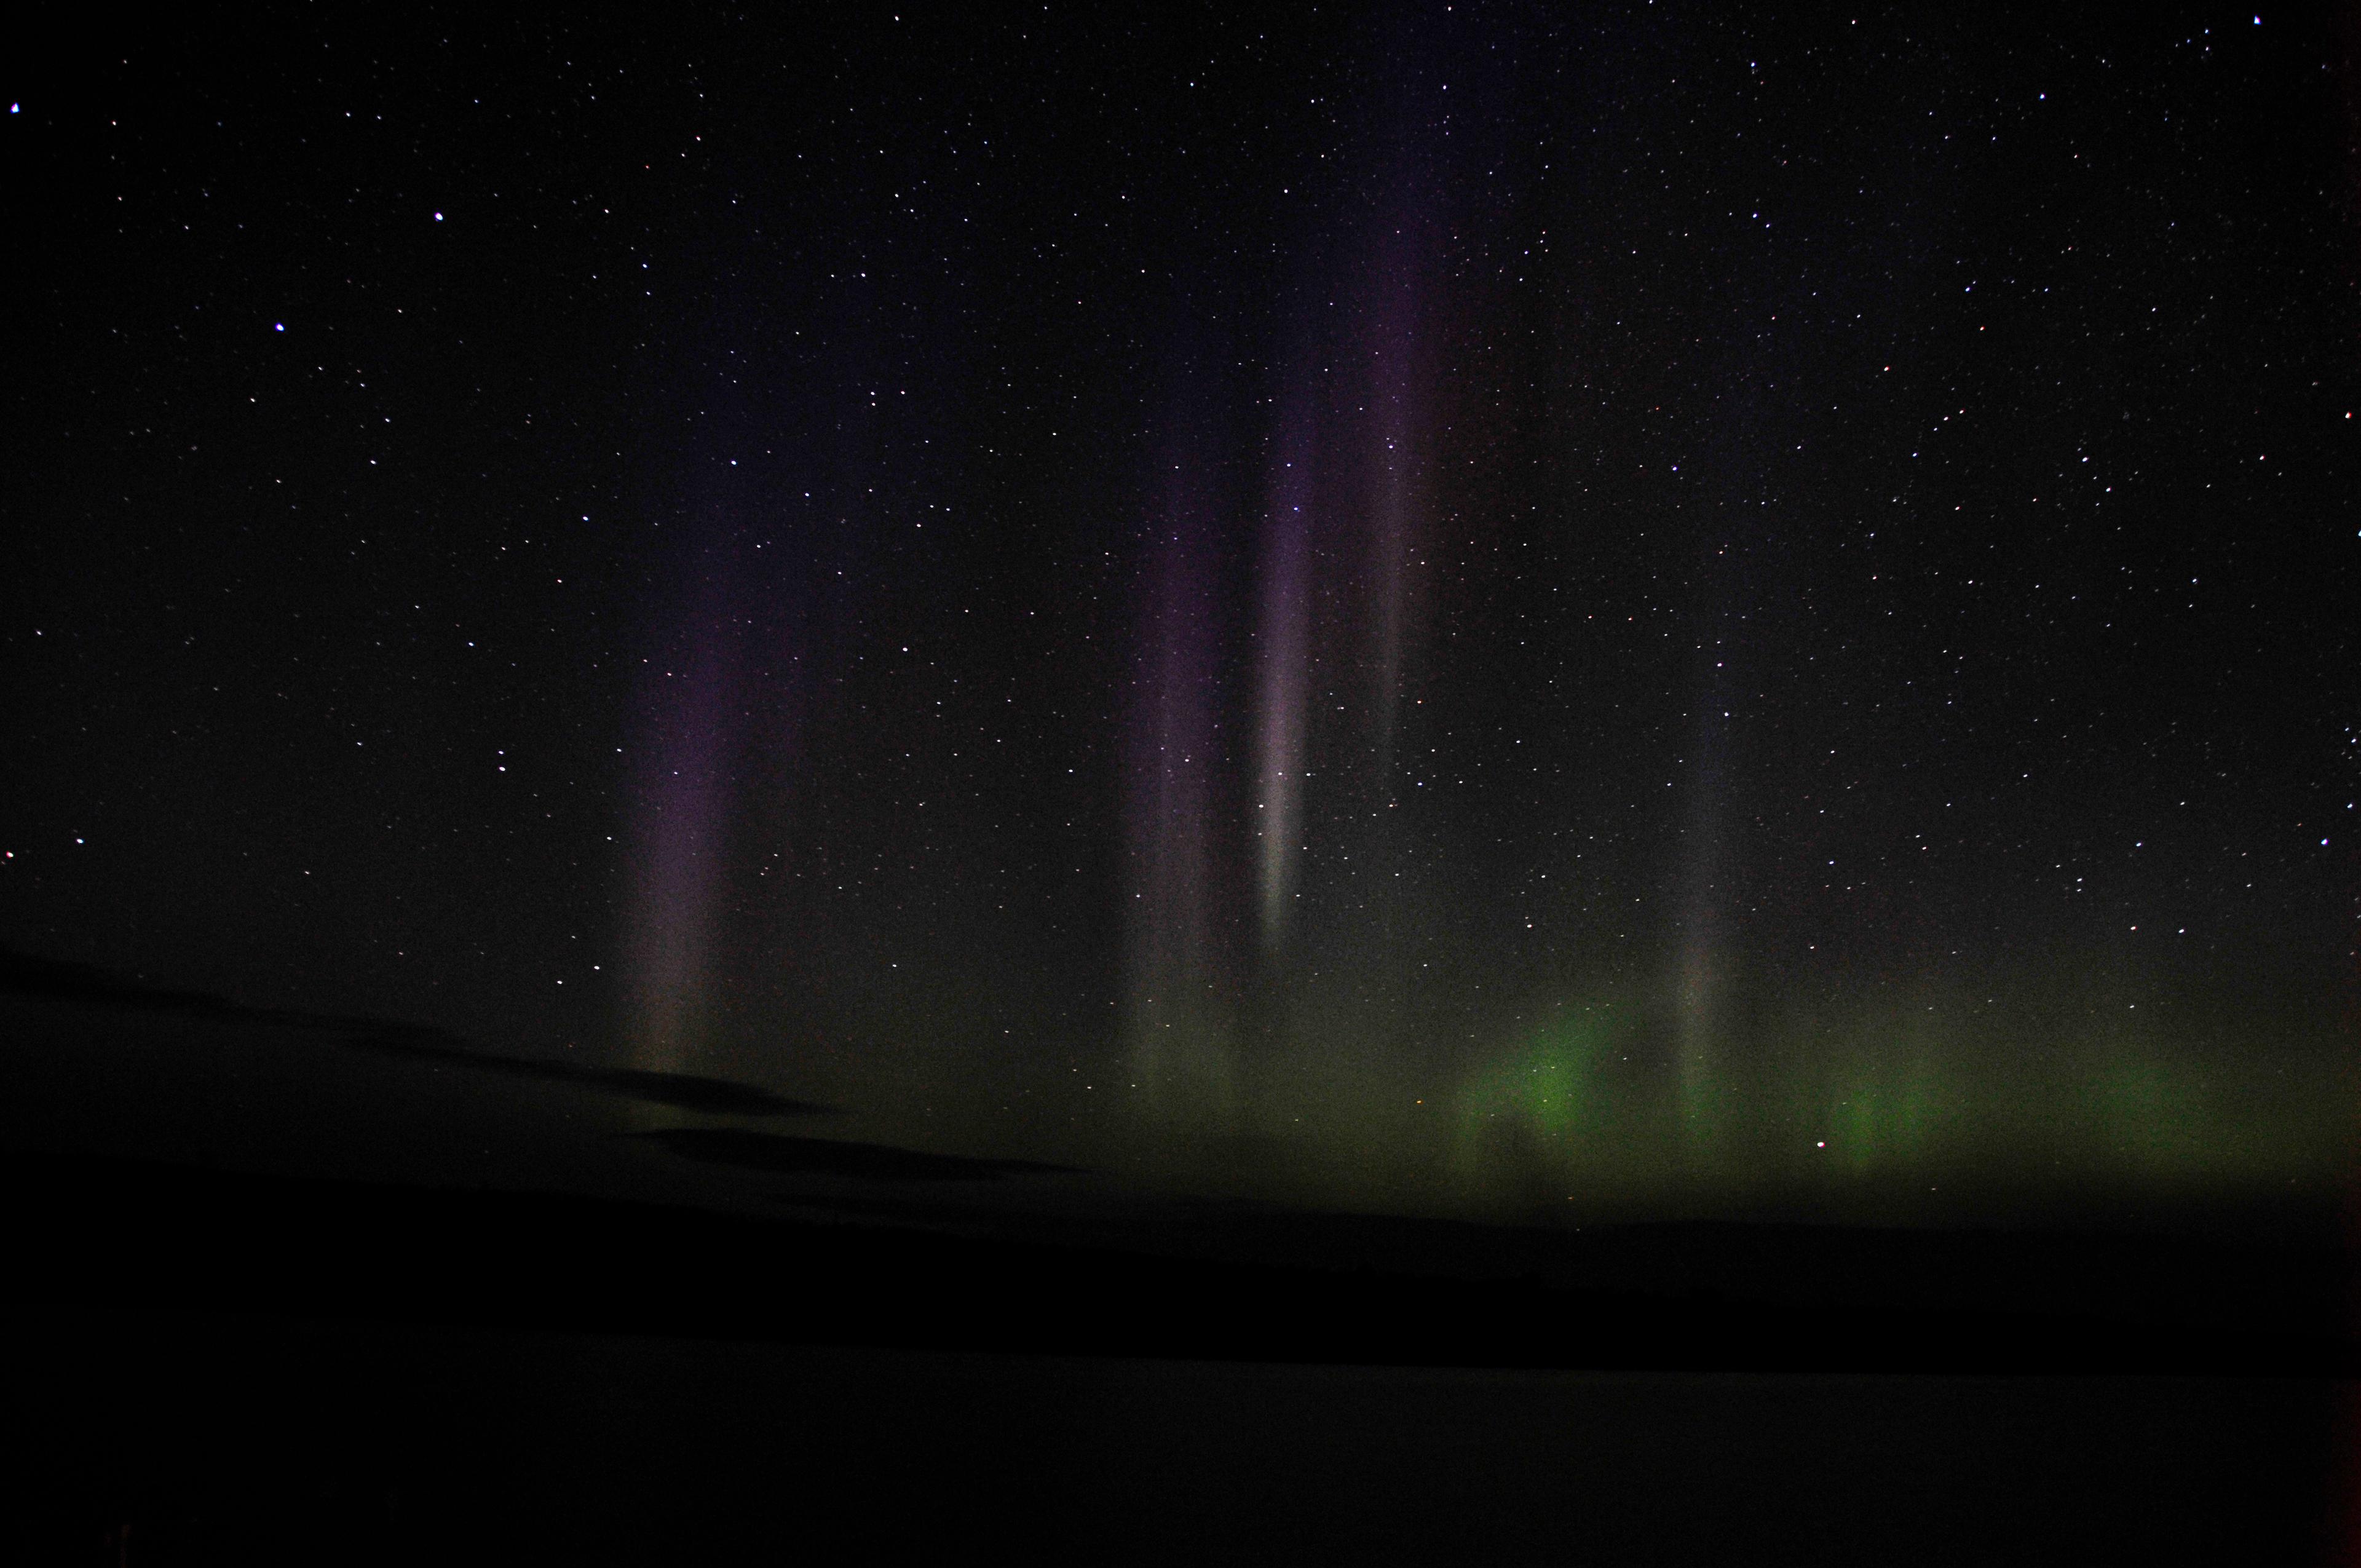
[4,967,2356,1561]
[2,1147,2354,1564]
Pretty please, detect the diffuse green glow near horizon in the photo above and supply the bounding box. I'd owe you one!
[1030,862,2348,1219]
[1822,1058,1941,1176]
[1453,1011,1612,1148]
[1174,965,2357,1222]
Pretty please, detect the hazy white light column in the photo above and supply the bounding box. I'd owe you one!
[1256,427,1314,954]
[626,565,743,1073]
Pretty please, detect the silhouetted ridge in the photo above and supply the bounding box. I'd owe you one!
[0,948,828,1118]
[638,1127,1085,1181]
[1,1147,2349,1375]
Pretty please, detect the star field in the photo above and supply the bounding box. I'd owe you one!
[5,2,2355,1223]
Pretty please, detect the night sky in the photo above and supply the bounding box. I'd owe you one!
[8,2,2359,1226]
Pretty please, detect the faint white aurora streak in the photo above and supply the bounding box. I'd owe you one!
[1677,535,1740,1144]
[1675,771,1726,1143]
[1256,410,1315,955]
[1363,238,1426,786]
[625,553,746,1073]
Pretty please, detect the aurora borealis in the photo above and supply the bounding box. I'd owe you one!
[7,2,2357,1231]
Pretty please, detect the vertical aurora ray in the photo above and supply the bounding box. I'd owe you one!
[1672,416,1771,1150]
[1354,231,1438,969]
[1675,694,1730,1147]
[1671,540,1739,1151]
[617,449,811,1080]
[1255,406,1315,956]
[1360,221,1431,788]
[1124,445,1235,1124]
[624,550,746,1073]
